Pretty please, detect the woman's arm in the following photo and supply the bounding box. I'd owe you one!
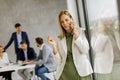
[94,34,108,52]
[47,36,61,64]
[47,36,58,55]
[74,29,89,54]
[4,52,10,64]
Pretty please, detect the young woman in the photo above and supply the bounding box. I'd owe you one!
[0,45,13,80]
[47,10,93,80]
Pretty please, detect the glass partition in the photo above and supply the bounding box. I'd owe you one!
[84,0,120,80]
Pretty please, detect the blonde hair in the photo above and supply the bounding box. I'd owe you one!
[58,10,74,40]
[0,45,3,48]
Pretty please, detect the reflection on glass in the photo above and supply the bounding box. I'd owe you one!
[86,0,120,80]
[91,20,114,80]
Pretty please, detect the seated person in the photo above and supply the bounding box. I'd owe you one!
[0,45,14,80]
[35,37,57,80]
[17,41,36,80]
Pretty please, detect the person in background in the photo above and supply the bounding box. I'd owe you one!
[4,23,30,57]
[17,41,36,80]
[35,37,57,80]
[91,19,114,80]
[47,10,93,80]
[0,45,14,80]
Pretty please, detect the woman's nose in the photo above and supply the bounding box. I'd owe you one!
[63,21,68,26]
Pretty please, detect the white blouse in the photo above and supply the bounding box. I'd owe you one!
[0,52,10,67]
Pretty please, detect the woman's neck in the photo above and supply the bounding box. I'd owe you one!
[0,53,3,58]
[66,29,72,33]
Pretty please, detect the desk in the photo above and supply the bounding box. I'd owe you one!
[0,64,55,80]
[0,64,35,72]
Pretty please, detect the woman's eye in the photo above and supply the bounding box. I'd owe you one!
[65,19,68,22]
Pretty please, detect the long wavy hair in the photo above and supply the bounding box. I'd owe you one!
[58,10,74,40]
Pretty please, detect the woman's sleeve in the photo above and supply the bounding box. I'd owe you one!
[74,30,89,54]
[94,35,108,52]
[54,39,62,65]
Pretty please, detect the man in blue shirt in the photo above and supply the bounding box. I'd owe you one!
[35,37,57,80]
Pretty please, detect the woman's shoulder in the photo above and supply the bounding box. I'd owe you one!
[3,52,8,56]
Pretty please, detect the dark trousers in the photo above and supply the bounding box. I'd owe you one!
[0,71,14,80]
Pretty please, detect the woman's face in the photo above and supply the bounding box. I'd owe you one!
[60,14,73,32]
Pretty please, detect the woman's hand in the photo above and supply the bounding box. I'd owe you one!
[47,36,57,55]
[70,21,79,40]
[47,36,56,46]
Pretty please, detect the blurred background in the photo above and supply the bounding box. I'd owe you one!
[0,0,120,80]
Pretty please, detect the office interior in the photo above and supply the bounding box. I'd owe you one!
[0,0,120,80]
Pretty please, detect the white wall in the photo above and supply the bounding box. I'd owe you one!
[0,0,67,62]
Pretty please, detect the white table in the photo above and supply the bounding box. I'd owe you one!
[0,64,55,80]
[0,64,35,72]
